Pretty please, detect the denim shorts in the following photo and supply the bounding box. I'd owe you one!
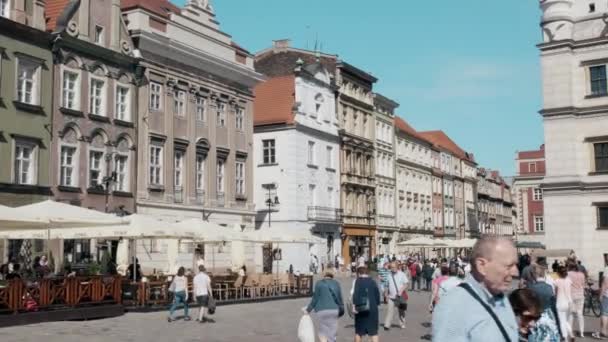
[197,295,209,307]
[602,296,608,317]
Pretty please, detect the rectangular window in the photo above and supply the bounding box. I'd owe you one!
[308,141,315,165]
[174,150,184,188]
[89,78,105,115]
[326,146,333,169]
[14,142,35,185]
[590,65,607,96]
[94,25,104,44]
[594,142,608,172]
[115,85,130,121]
[262,139,275,164]
[89,150,104,188]
[235,161,245,196]
[0,0,8,17]
[528,162,537,173]
[534,216,544,232]
[196,97,206,122]
[60,145,77,186]
[599,207,608,229]
[309,184,316,206]
[216,159,225,193]
[196,154,205,191]
[62,70,79,110]
[173,90,186,116]
[17,59,39,105]
[149,82,162,111]
[115,154,128,192]
[533,188,543,201]
[149,145,163,186]
[235,107,244,131]
[327,187,333,207]
[216,102,226,126]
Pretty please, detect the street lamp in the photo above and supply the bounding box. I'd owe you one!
[366,208,376,262]
[94,153,117,213]
[262,183,279,227]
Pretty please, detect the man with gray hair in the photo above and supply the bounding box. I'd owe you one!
[432,236,519,341]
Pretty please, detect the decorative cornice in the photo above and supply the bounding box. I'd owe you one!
[539,104,608,117]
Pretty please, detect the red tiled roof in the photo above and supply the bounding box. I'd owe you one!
[394,116,418,137]
[417,130,469,161]
[253,75,295,126]
[46,0,70,32]
[121,0,181,18]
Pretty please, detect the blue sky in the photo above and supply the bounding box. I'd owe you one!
[186,0,543,176]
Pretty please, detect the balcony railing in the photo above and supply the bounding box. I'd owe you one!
[307,206,343,223]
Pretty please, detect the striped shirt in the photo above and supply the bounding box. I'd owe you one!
[432,274,518,342]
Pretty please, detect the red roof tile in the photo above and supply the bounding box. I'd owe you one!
[253,75,295,126]
[394,116,418,137]
[417,130,470,161]
[45,0,70,32]
[121,0,181,18]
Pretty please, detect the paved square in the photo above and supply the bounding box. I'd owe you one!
[0,276,602,341]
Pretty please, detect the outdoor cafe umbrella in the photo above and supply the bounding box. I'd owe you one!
[397,237,449,247]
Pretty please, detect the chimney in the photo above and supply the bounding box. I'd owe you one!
[273,39,291,49]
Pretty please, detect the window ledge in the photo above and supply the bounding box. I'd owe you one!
[585,93,608,99]
[113,191,133,198]
[86,187,106,195]
[325,167,336,172]
[113,119,134,128]
[589,171,608,176]
[88,113,111,123]
[307,164,318,169]
[59,107,85,117]
[58,185,82,193]
[596,227,608,231]
[148,185,165,192]
[258,163,278,167]
[14,101,45,115]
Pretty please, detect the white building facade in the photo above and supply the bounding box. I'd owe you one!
[122,0,264,273]
[539,0,608,275]
[374,95,398,255]
[394,118,434,240]
[253,61,341,274]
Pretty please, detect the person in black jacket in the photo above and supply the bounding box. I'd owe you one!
[352,266,380,342]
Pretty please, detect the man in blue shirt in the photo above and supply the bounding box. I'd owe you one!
[432,236,519,342]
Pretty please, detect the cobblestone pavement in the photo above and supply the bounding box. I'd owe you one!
[0,276,603,341]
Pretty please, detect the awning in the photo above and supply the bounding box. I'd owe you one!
[397,237,449,247]
[516,241,546,249]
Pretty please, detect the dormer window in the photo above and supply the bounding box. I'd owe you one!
[94,25,104,45]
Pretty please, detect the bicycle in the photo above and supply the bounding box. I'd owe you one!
[584,281,601,317]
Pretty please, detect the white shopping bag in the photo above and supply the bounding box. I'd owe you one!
[297,314,315,342]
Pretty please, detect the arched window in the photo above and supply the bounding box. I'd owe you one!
[59,127,80,187]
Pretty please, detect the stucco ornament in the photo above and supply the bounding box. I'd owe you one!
[66,20,79,37]
[121,40,132,54]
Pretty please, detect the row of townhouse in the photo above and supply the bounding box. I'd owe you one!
[251,41,516,271]
[0,0,517,273]
[0,0,265,271]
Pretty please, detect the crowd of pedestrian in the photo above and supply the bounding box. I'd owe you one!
[300,237,608,342]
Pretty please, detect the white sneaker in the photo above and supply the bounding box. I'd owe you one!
[400,323,406,329]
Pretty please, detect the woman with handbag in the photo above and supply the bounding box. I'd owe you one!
[352,266,381,342]
[168,267,191,322]
[305,267,344,342]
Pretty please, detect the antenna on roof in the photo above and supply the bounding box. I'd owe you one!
[314,32,318,53]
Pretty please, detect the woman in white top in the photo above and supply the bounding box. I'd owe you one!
[554,265,574,340]
[168,267,190,322]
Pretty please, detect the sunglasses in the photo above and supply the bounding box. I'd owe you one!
[521,313,541,321]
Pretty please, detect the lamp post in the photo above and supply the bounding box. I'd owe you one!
[262,183,279,227]
[102,153,118,213]
[366,208,376,262]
